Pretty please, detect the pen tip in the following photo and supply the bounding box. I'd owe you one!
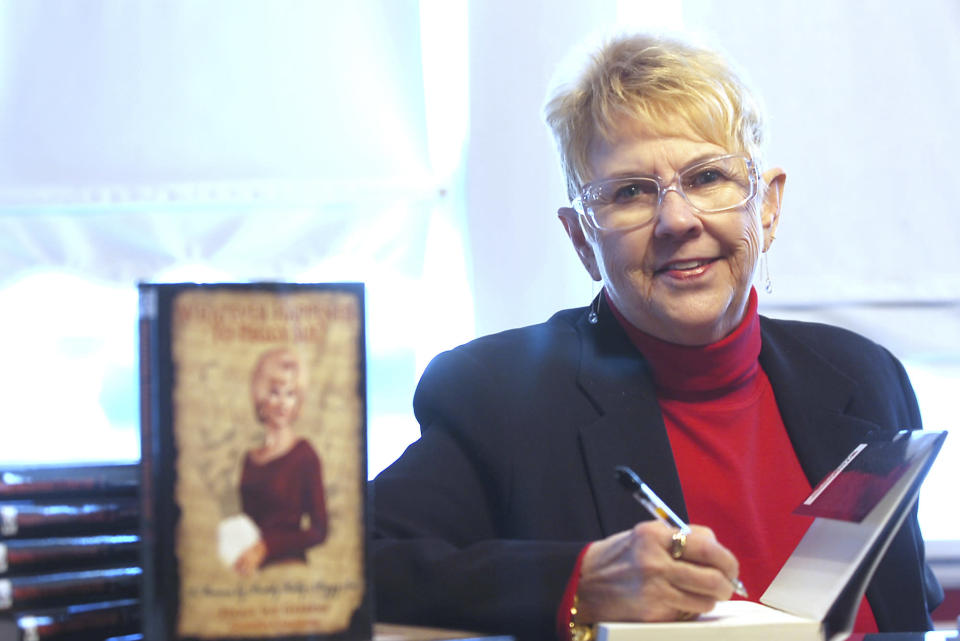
[734,580,748,598]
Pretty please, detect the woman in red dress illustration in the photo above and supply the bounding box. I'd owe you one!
[233,347,327,576]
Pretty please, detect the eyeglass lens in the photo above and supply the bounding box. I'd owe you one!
[583,156,754,230]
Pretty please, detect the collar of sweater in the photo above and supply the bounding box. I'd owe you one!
[608,288,761,398]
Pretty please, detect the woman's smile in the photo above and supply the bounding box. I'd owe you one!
[654,257,720,279]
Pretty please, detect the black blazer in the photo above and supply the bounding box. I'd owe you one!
[372,300,942,640]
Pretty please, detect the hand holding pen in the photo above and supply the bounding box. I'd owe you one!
[573,470,746,626]
[614,465,748,598]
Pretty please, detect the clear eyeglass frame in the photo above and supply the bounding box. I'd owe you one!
[571,153,759,231]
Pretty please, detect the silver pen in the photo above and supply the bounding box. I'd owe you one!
[614,465,749,598]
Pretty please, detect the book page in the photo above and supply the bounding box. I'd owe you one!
[596,600,821,641]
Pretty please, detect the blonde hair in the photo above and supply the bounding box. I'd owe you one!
[543,33,766,200]
[250,347,307,424]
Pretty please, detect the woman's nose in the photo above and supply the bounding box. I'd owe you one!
[653,188,701,237]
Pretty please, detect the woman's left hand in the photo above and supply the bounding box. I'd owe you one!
[234,540,267,576]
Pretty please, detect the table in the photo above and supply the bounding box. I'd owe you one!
[374,623,513,641]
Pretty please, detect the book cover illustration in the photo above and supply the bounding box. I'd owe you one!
[145,284,367,639]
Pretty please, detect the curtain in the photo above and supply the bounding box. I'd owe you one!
[0,0,472,471]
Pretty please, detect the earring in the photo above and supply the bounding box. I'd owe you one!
[761,252,773,294]
[587,283,602,324]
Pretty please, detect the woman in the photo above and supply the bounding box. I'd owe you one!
[233,347,327,576]
[371,33,941,640]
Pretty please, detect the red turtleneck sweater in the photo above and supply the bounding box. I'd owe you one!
[557,289,877,639]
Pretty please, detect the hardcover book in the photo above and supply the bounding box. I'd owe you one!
[0,535,140,577]
[13,597,140,641]
[138,282,370,640]
[0,567,141,611]
[0,501,139,540]
[0,464,139,501]
[595,429,946,641]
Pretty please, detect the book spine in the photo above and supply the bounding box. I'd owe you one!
[15,598,140,641]
[0,536,140,576]
[0,475,139,501]
[0,567,141,611]
[0,463,138,498]
[137,284,170,641]
[0,502,139,539]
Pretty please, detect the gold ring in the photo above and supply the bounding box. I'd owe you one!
[677,611,697,621]
[670,530,687,560]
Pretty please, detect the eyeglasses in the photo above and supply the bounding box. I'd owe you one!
[572,153,759,231]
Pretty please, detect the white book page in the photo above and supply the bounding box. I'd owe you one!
[596,601,820,641]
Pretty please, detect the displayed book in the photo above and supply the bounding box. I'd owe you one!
[138,282,371,640]
[0,567,141,611]
[0,501,139,540]
[11,598,140,641]
[0,535,140,577]
[595,429,947,641]
[0,465,138,501]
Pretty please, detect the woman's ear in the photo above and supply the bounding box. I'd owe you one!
[558,207,602,281]
[760,169,786,252]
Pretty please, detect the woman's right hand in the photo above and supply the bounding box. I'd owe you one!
[575,521,740,623]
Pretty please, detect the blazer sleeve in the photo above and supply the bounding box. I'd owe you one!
[371,347,585,641]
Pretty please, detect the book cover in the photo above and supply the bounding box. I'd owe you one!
[792,436,915,522]
[139,282,370,640]
[0,535,140,577]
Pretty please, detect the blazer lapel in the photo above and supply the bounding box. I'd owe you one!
[570,311,890,538]
[759,317,884,487]
[571,304,688,537]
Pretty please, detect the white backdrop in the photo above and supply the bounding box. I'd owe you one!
[463,0,960,334]
[0,0,474,477]
[0,0,957,543]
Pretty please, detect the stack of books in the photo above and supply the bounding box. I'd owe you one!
[0,463,143,641]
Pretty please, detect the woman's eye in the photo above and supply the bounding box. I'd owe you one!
[686,168,724,188]
[611,180,657,203]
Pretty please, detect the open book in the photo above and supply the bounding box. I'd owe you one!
[595,429,947,641]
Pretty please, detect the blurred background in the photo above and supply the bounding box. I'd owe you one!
[0,0,957,600]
